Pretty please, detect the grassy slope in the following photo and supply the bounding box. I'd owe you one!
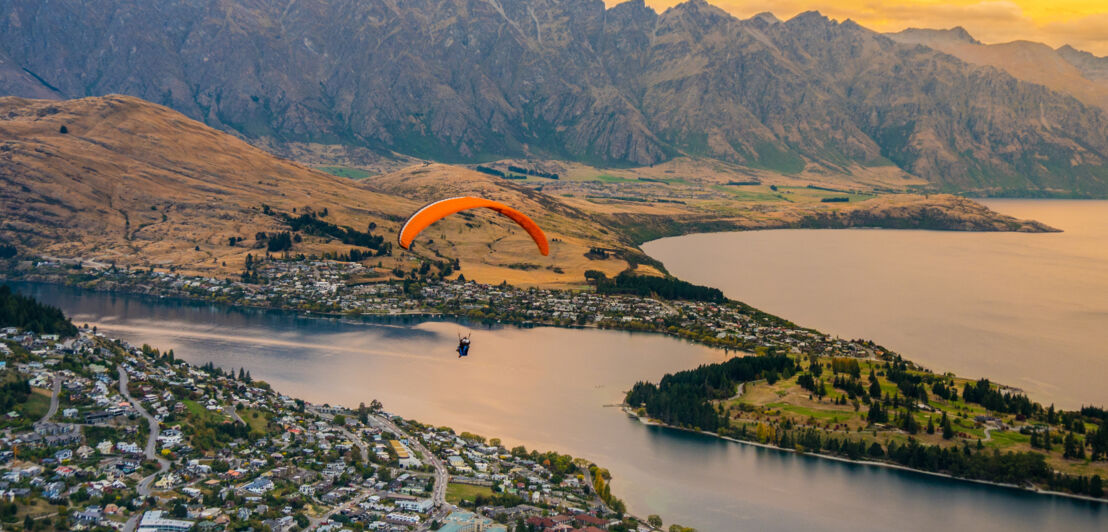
[720,356,1106,479]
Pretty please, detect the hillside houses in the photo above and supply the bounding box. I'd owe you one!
[1,286,665,531]
[35,260,884,364]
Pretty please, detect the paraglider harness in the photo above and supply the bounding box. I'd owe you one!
[457,333,471,358]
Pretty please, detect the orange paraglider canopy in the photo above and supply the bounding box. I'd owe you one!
[398,196,550,256]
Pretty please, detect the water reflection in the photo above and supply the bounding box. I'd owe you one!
[644,200,1108,408]
[12,282,1106,531]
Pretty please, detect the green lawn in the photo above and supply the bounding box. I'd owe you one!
[183,399,225,424]
[21,388,52,420]
[985,429,1030,450]
[240,408,270,436]
[764,402,861,423]
[445,483,494,504]
[710,184,788,203]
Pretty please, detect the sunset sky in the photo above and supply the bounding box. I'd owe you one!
[617,1,1108,55]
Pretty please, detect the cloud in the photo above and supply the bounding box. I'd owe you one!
[610,1,1108,56]
[872,1,1030,22]
[1043,13,1108,43]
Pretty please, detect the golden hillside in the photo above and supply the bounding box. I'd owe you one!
[365,164,644,286]
[0,96,638,285]
[0,95,418,276]
[0,95,1054,288]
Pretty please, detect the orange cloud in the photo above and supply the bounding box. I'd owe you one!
[609,1,1108,55]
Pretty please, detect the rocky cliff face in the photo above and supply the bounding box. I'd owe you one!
[2,0,1107,195]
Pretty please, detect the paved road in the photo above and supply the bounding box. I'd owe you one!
[310,488,375,530]
[306,407,454,527]
[224,404,245,425]
[370,413,450,509]
[580,463,610,513]
[38,378,62,423]
[118,365,171,532]
[337,426,369,461]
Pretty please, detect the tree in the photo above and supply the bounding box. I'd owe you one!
[1063,432,1081,459]
[927,416,935,435]
[1091,475,1104,498]
[941,411,954,440]
[648,515,663,528]
[869,379,881,399]
[900,411,920,434]
[867,402,887,424]
[333,414,346,426]
[69,487,90,503]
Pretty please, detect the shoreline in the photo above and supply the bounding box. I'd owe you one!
[6,276,1106,505]
[621,407,1108,505]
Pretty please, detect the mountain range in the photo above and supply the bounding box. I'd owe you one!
[887,27,1108,114]
[1,0,1107,196]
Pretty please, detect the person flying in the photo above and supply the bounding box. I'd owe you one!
[457,333,471,358]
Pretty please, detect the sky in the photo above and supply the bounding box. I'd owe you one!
[617,1,1108,55]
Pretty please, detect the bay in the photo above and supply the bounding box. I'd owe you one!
[643,200,1108,409]
[13,282,1106,531]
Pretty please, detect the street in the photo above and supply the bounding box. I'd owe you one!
[118,365,171,532]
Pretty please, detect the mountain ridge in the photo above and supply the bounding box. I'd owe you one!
[1,1,1107,195]
[887,27,1108,114]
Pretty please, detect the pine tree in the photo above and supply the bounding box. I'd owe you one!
[867,402,887,424]
[941,411,954,440]
[1064,432,1079,459]
[927,416,935,434]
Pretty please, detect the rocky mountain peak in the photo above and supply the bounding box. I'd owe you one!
[1,0,1106,196]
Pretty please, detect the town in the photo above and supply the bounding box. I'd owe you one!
[0,321,655,531]
[11,257,881,363]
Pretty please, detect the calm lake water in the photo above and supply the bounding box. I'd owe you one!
[644,200,1108,410]
[14,282,1106,531]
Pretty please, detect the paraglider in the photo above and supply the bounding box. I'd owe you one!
[457,333,471,358]
[397,196,549,256]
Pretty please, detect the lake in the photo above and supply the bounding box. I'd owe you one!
[644,199,1108,409]
[15,282,1106,532]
